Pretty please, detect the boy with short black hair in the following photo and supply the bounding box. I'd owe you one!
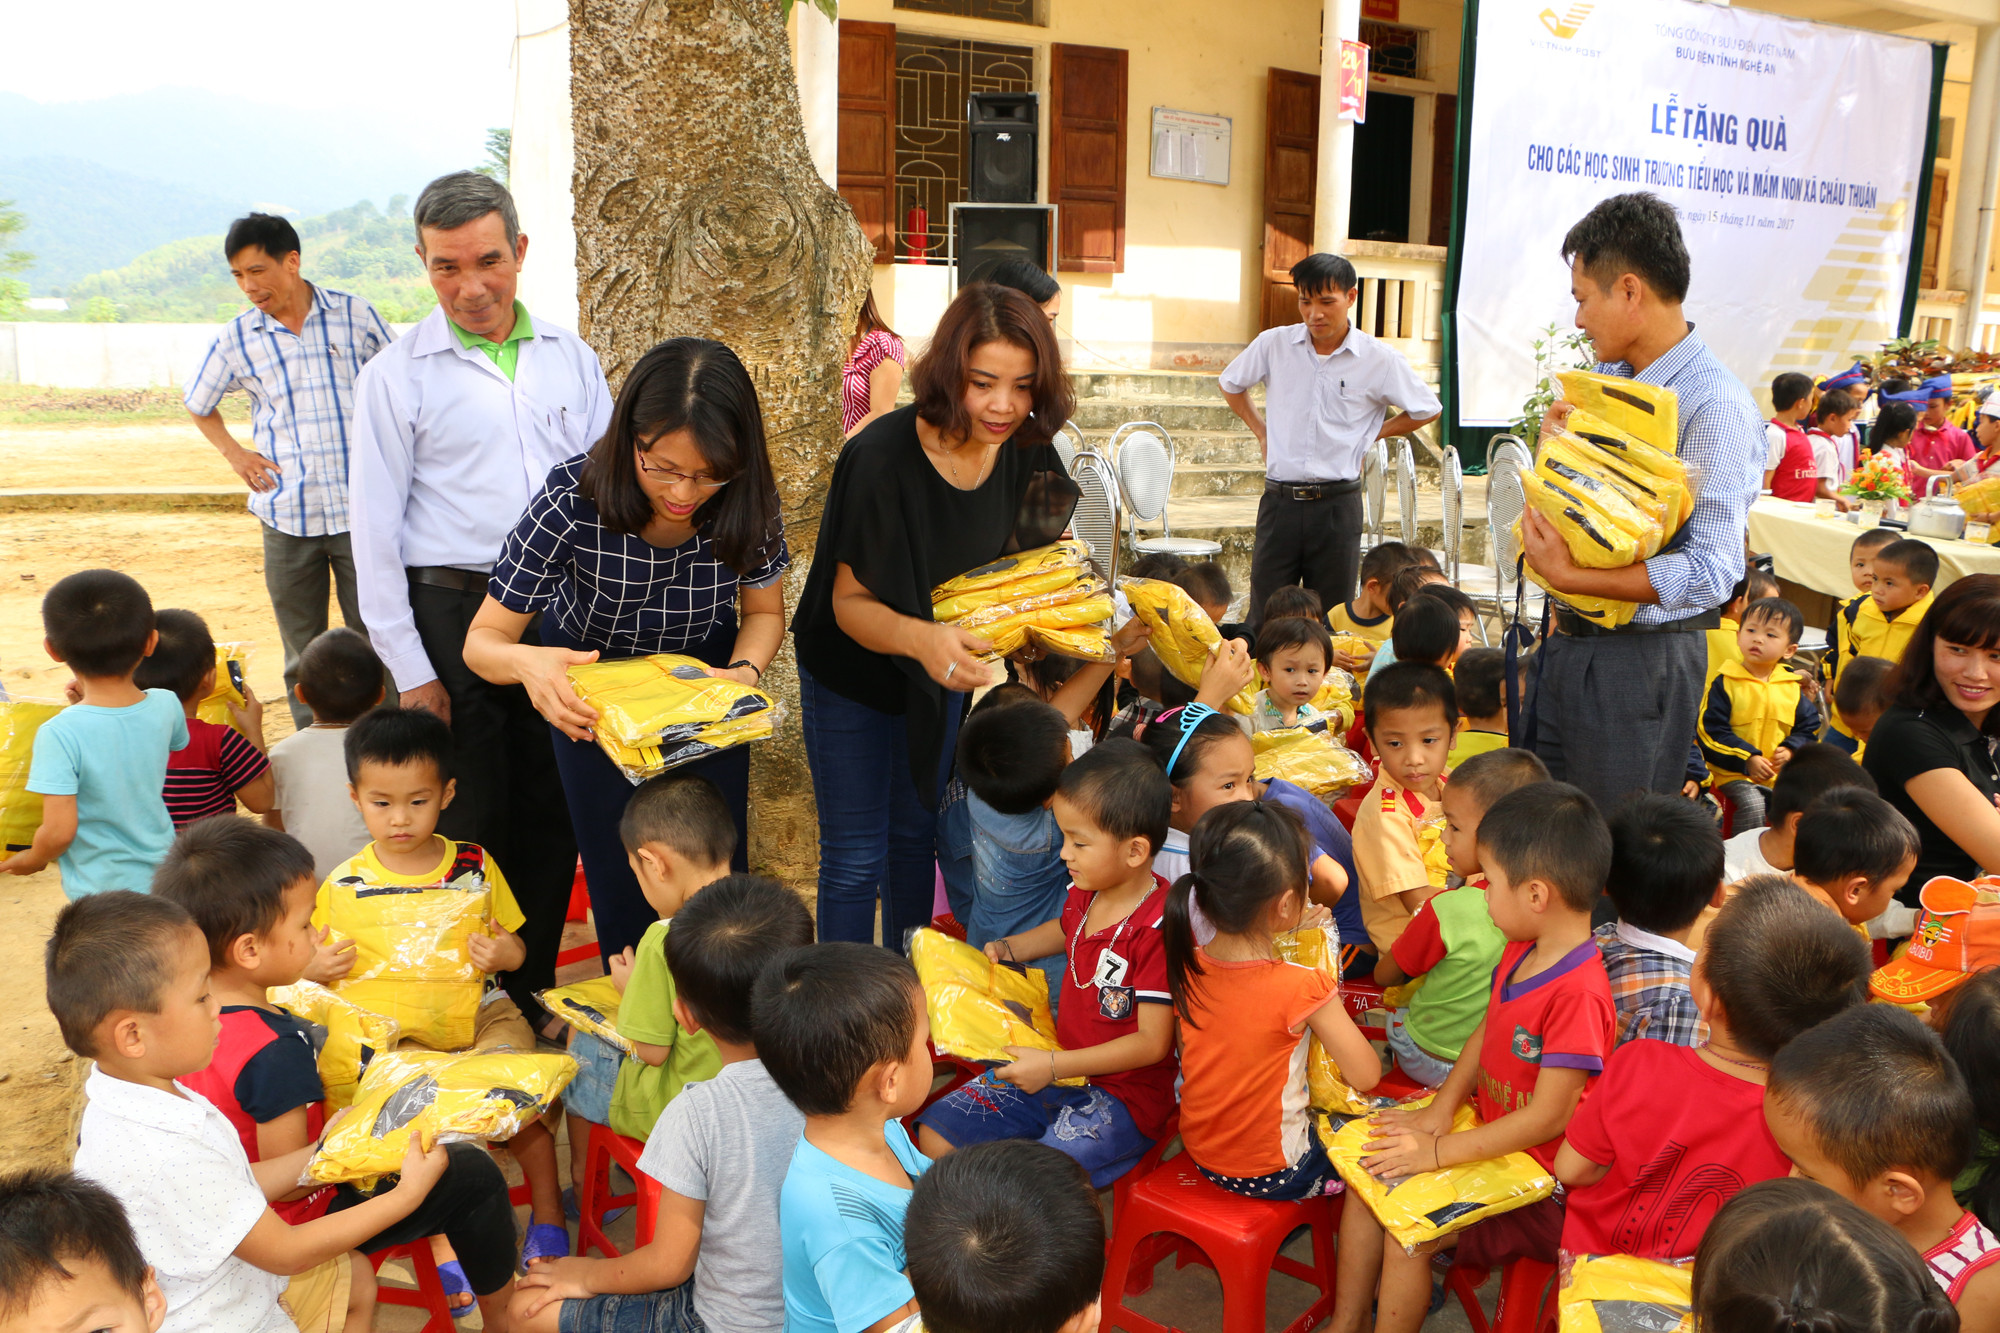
[0,1169,165,1333]
[1792,788,1922,938]
[1329,541,1421,673]
[921,739,1179,1187]
[1833,655,1895,760]
[155,817,521,1328]
[1828,536,1936,753]
[1808,389,1862,507]
[1246,615,1336,734]
[1597,791,1727,1047]
[51,890,448,1333]
[1722,742,1874,881]
[3,571,186,895]
[1698,596,1821,830]
[1767,1005,2000,1321]
[512,875,816,1333]
[759,942,935,1333]
[264,627,384,881]
[902,1140,1105,1333]
[134,609,274,829]
[1707,567,1781,682]
[1174,561,1237,635]
[1374,747,1547,1086]
[1765,371,1818,501]
[1332,782,1616,1333]
[1353,663,1458,953]
[1447,646,1508,768]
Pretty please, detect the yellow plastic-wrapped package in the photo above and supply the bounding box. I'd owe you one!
[195,642,254,731]
[1556,371,1679,454]
[1416,810,1452,888]
[1321,1097,1557,1252]
[1252,727,1371,801]
[594,708,777,783]
[931,565,1084,622]
[319,851,494,1052]
[958,593,1116,659]
[270,981,402,1110]
[1029,624,1118,664]
[538,975,632,1056]
[1562,410,1692,530]
[1119,577,1260,715]
[1556,1254,1693,1333]
[909,927,1083,1085]
[1519,473,1645,570]
[1271,930,1393,1117]
[308,1048,577,1188]
[1958,476,2000,517]
[568,655,777,748]
[1329,632,1374,661]
[931,539,1091,606]
[0,699,63,851]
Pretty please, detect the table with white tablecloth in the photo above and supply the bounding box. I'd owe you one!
[1746,497,2000,603]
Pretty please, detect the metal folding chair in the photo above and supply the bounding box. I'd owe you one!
[1112,421,1222,560]
[1360,438,1390,547]
[1458,435,1542,628]
[1396,437,1421,547]
[1051,419,1086,473]
[1067,448,1123,583]
[1441,445,1465,585]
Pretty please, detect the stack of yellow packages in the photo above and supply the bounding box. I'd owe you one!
[307,1047,576,1188]
[1556,1254,1694,1332]
[1,699,64,852]
[1119,577,1259,715]
[1515,371,1691,629]
[1955,475,2000,525]
[1251,727,1370,802]
[909,927,1082,1085]
[1313,667,1360,733]
[931,540,1115,664]
[538,975,632,1056]
[1319,1095,1557,1253]
[195,642,254,732]
[270,980,402,1109]
[317,856,495,1052]
[567,654,780,784]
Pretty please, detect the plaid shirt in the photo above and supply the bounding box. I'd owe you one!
[183,284,394,538]
[1593,327,1764,624]
[1592,920,1705,1048]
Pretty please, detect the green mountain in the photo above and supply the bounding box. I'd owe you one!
[57,199,440,324]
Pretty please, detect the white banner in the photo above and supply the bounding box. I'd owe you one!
[1453,0,1936,425]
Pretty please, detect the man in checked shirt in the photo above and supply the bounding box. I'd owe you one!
[1521,192,1766,804]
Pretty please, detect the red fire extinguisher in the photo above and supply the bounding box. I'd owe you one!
[906,203,930,265]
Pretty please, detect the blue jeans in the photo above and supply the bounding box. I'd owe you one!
[967,794,1069,1014]
[917,1078,1153,1188]
[799,667,962,947]
[564,1029,622,1125]
[938,780,976,924]
[559,1283,704,1333]
[1386,1009,1456,1087]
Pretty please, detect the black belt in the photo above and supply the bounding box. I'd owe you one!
[407,565,488,594]
[1554,607,1721,638]
[1264,478,1362,501]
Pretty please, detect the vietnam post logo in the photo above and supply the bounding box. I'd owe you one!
[1539,2,1595,38]
[1510,1025,1544,1063]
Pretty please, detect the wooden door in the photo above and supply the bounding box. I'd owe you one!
[1921,168,1948,290]
[1262,68,1319,330]
[1051,43,1129,273]
[1428,92,1457,248]
[837,20,896,262]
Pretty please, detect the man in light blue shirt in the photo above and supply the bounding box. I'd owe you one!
[185,213,395,730]
[1521,191,1766,801]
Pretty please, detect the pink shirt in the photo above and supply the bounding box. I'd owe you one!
[1910,420,1977,475]
[841,329,907,434]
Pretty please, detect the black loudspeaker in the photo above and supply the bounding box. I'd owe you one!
[955,204,1053,283]
[969,92,1038,203]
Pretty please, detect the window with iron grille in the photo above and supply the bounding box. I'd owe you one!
[894,0,1041,25]
[893,34,1034,261]
[1358,21,1426,79]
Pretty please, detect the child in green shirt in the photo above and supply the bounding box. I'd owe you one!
[1373,748,1548,1085]
[562,775,735,1205]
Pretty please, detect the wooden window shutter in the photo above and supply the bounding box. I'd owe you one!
[1050,43,1127,273]
[838,20,896,262]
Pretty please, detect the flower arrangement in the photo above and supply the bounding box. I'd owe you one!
[1841,454,1913,503]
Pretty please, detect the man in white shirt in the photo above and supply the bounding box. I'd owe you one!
[349,171,612,1025]
[1218,254,1440,632]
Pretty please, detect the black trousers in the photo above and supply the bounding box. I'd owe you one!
[1249,484,1365,632]
[328,1143,516,1295]
[408,580,577,1022]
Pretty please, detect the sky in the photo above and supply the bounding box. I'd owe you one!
[2,0,518,163]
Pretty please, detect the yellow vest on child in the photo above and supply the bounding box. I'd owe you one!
[1697,661,1817,789]
[1829,591,1934,738]
[1704,617,1742,683]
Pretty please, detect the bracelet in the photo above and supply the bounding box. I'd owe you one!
[1048,1049,1057,1082]
[727,659,763,683]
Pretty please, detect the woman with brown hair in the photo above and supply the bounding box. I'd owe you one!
[842,288,907,437]
[793,282,1077,944]
[1865,573,2000,896]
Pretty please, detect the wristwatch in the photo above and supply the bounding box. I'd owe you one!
[728,659,763,682]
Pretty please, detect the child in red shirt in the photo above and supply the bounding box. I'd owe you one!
[1329,781,1617,1333]
[1555,878,1872,1261]
[133,608,273,826]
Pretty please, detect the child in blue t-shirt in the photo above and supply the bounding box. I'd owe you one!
[3,571,185,897]
[758,942,934,1333]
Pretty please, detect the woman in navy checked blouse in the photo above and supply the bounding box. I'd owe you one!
[464,338,788,957]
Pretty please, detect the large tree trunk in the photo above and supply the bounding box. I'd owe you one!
[570,0,872,889]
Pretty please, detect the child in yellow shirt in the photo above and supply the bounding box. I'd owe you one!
[1352,662,1456,954]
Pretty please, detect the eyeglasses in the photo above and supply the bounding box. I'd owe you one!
[634,449,731,492]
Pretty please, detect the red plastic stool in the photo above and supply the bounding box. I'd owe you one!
[557,862,600,970]
[1108,1114,1184,1298]
[1446,1256,1559,1333]
[1099,1160,1339,1333]
[369,1241,459,1333]
[578,1122,661,1258]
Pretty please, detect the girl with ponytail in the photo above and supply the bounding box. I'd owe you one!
[1164,800,1380,1201]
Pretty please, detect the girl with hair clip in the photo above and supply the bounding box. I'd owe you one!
[1136,703,1259,884]
[1164,801,1380,1200]
[1693,1177,1960,1333]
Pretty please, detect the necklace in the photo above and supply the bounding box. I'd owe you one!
[1698,1041,1767,1072]
[934,435,1001,490]
[1067,887,1151,989]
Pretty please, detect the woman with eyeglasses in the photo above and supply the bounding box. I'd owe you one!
[463,337,788,958]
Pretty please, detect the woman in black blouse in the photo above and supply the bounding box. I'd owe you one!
[463,339,788,957]
[792,284,1076,945]
[1865,574,2000,898]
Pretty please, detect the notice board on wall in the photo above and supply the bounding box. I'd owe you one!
[1150,107,1231,186]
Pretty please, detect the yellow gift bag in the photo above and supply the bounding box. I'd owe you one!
[1555,371,1679,454]
[931,539,1092,609]
[319,845,495,1052]
[538,975,632,1056]
[195,642,254,732]
[308,1048,576,1189]
[270,980,402,1109]
[909,927,1083,1086]
[933,542,1113,664]
[1557,1254,1694,1333]
[1,699,63,851]
[1119,577,1259,715]
[567,654,780,783]
[1320,1097,1556,1252]
[1252,727,1371,802]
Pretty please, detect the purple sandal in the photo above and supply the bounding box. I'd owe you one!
[522,1221,571,1269]
[435,1258,475,1321]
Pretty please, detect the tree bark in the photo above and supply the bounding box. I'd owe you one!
[571,0,872,889]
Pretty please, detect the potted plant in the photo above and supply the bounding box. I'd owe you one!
[1841,454,1913,522]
